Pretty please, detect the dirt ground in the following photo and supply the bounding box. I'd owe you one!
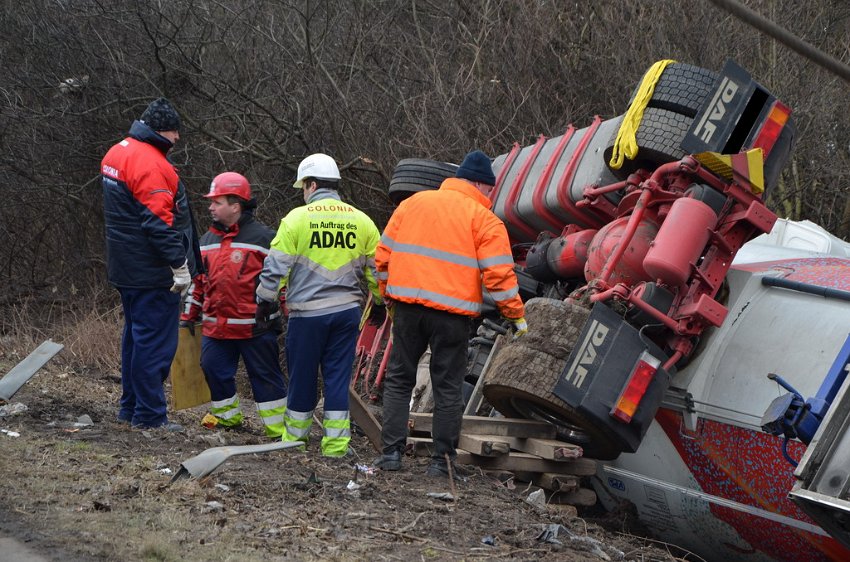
[0,349,687,562]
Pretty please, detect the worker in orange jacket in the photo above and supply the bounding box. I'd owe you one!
[372,150,526,479]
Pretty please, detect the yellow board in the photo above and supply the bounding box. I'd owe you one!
[169,327,211,410]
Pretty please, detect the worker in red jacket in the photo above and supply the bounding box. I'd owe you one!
[101,98,202,432]
[181,172,288,437]
[372,150,526,479]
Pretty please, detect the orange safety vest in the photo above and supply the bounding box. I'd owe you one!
[376,177,524,319]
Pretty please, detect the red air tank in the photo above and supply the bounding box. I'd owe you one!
[643,197,717,287]
[584,216,658,286]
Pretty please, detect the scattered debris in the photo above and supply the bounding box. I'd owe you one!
[346,480,361,491]
[201,413,219,429]
[426,492,455,502]
[1,429,21,438]
[536,524,624,560]
[215,483,231,492]
[74,414,94,427]
[355,463,376,475]
[525,488,547,511]
[0,402,28,417]
[481,535,497,546]
[158,468,173,475]
[204,501,225,512]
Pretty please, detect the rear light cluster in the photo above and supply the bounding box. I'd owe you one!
[610,351,661,423]
[752,101,790,157]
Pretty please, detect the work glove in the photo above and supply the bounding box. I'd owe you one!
[170,260,191,296]
[510,317,528,339]
[178,319,196,336]
[255,298,279,325]
[368,303,387,327]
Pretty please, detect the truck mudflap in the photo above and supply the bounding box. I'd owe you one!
[552,302,671,456]
[789,364,850,551]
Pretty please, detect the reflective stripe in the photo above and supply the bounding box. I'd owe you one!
[201,243,221,251]
[391,241,479,269]
[287,294,360,311]
[488,285,519,301]
[323,411,350,438]
[386,284,482,314]
[379,232,395,249]
[231,242,270,255]
[185,296,202,307]
[324,426,351,438]
[478,254,514,268]
[284,408,313,439]
[202,312,280,325]
[215,407,243,420]
[257,398,287,411]
[262,413,285,426]
[377,271,388,281]
[212,395,239,408]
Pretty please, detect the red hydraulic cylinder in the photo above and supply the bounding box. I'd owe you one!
[643,197,717,287]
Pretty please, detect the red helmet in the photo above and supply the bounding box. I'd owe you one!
[205,172,251,200]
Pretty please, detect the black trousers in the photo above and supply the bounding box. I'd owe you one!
[380,302,471,460]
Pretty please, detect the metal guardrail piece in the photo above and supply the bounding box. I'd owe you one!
[170,440,306,482]
[0,340,64,401]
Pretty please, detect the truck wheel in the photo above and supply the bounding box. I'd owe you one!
[482,299,623,459]
[635,63,718,118]
[389,158,458,205]
[604,107,692,175]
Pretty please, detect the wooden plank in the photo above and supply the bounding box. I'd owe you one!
[349,387,382,452]
[458,434,510,457]
[170,327,210,410]
[409,413,557,439]
[549,488,598,507]
[0,339,64,401]
[455,450,597,476]
[534,473,579,492]
[468,434,583,460]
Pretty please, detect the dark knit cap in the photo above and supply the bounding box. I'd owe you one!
[141,98,181,132]
[456,150,496,186]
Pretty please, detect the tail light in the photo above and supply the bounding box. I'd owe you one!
[610,351,661,423]
[752,101,790,158]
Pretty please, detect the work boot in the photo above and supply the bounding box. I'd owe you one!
[425,458,468,482]
[372,450,402,471]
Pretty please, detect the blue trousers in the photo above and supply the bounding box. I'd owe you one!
[285,308,360,413]
[201,331,287,403]
[118,287,180,427]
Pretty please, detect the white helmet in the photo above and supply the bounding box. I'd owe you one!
[293,153,341,188]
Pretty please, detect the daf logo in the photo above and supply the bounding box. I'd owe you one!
[563,319,609,388]
[693,77,739,143]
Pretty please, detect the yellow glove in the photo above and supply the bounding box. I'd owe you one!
[511,317,528,338]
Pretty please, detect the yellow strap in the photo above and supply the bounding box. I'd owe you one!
[609,59,677,170]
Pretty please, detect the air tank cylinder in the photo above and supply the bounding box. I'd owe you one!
[643,197,718,287]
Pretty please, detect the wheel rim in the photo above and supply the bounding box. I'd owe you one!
[507,396,594,446]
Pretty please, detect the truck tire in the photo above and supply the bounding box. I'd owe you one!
[604,107,692,175]
[482,299,623,459]
[389,158,458,205]
[634,63,718,118]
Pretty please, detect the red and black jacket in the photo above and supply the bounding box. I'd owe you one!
[181,211,282,339]
[101,120,202,288]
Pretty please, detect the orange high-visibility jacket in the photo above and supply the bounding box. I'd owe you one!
[376,177,525,319]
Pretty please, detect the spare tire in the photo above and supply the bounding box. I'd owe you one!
[630,63,718,118]
[482,298,623,459]
[388,158,458,205]
[604,107,693,176]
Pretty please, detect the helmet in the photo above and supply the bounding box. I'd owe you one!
[293,153,341,188]
[205,172,251,200]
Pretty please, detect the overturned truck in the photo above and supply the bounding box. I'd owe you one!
[388,60,850,562]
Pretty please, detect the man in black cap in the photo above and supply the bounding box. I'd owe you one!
[371,150,526,479]
[100,97,202,432]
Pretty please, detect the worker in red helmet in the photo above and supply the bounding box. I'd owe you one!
[180,172,288,437]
